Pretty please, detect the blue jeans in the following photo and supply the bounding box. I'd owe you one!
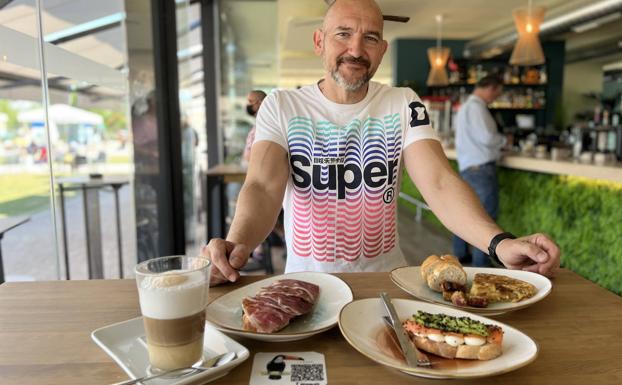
[452,162,499,267]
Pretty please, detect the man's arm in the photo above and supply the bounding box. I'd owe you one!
[203,140,289,285]
[404,139,501,252]
[403,139,560,276]
[228,140,289,247]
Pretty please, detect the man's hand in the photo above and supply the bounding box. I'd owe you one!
[201,238,252,286]
[496,233,561,278]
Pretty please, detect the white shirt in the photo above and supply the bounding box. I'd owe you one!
[253,81,438,273]
[455,95,507,172]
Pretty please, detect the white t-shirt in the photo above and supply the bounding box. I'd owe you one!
[254,81,438,273]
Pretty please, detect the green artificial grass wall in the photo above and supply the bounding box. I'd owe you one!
[400,167,622,295]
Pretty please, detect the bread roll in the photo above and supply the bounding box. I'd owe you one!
[420,254,467,292]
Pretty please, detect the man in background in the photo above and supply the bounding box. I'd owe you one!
[453,75,508,267]
[243,90,267,163]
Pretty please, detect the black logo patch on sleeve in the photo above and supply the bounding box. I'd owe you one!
[408,101,430,127]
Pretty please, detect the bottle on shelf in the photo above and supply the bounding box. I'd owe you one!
[607,129,617,153]
[522,67,540,85]
[511,66,520,84]
[476,64,487,82]
[448,57,460,84]
[594,105,602,125]
[459,87,467,104]
[503,66,512,85]
[602,109,610,126]
[539,65,547,84]
[467,65,477,84]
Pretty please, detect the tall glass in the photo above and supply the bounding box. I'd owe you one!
[135,256,211,370]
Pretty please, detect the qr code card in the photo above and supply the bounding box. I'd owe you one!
[249,352,327,385]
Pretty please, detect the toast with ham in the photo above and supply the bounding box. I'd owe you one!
[403,311,503,360]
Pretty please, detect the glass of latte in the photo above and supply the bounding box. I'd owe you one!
[135,255,211,370]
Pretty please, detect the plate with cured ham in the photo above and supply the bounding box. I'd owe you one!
[205,272,353,341]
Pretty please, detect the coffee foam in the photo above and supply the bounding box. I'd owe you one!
[138,270,208,320]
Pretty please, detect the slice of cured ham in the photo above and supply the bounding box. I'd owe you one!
[242,279,320,333]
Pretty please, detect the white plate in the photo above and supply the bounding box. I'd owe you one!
[390,266,552,315]
[205,272,353,342]
[339,298,538,379]
[91,317,249,385]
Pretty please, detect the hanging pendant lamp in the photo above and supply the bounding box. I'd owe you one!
[510,0,545,66]
[427,14,450,86]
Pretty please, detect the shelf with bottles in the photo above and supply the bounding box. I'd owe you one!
[429,86,546,110]
[490,107,546,111]
[428,83,547,88]
[443,57,549,88]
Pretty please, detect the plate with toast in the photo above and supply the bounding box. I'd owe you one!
[205,272,353,341]
[390,255,552,315]
[339,298,538,378]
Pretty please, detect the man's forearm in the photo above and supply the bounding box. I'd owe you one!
[225,180,283,251]
[404,140,502,253]
[424,171,502,252]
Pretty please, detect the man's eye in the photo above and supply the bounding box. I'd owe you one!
[365,36,379,43]
[336,32,350,37]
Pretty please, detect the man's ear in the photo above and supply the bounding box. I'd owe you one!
[380,39,388,56]
[313,29,324,55]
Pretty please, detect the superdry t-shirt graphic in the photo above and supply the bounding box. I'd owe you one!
[254,81,438,273]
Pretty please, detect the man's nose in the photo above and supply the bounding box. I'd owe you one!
[347,35,364,58]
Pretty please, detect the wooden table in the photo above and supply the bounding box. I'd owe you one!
[1,270,621,385]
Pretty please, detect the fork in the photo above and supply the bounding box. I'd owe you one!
[382,316,431,367]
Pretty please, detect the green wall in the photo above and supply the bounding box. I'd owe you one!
[400,169,622,295]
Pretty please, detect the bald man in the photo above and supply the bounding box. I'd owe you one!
[203,0,560,285]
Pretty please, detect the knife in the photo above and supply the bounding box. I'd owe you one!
[380,292,420,368]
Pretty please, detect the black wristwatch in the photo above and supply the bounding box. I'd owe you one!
[488,232,516,266]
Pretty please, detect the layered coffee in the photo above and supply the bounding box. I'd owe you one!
[138,270,209,370]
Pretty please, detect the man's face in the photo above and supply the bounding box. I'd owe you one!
[483,85,503,104]
[246,93,262,116]
[313,1,388,92]
[492,85,503,101]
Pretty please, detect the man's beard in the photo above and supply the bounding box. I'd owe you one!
[329,56,372,92]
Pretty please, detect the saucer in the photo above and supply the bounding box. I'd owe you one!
[92,317,249,385]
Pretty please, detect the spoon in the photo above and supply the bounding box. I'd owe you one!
[110,351,237,385]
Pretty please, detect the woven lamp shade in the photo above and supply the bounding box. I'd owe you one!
[426,47,450,86]
[510,6,546,66]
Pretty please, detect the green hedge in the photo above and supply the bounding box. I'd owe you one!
[400,167,622,295]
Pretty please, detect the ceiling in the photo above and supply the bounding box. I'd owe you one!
[226,0,622,88]
[1,0,620,105]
